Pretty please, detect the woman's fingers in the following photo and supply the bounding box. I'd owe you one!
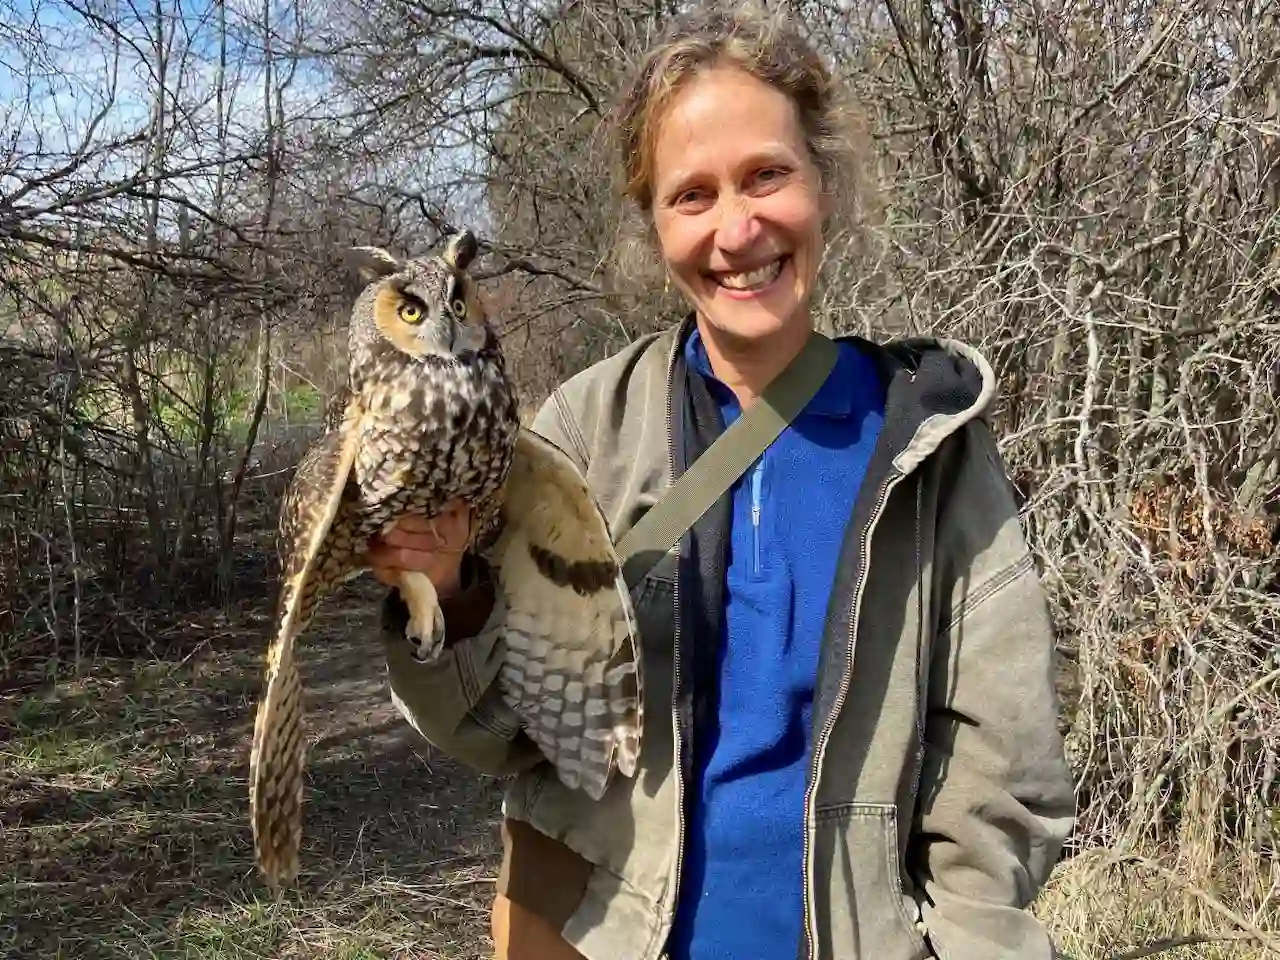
[366,500,474,593]
[380,502,471,553]
[366,541,431,570]
[369,560,400,588]
[385,513,443,535]
[367,540,463,593]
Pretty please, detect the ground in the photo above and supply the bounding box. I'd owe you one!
[1,575,1269,960]
[1,578,505,960]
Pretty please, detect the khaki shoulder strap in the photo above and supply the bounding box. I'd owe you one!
[617,331,839,589]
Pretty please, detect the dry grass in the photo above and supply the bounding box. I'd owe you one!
[0,578,505,960]
[1038,849,1280,960]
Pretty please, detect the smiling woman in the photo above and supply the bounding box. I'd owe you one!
[369,3,1078,960]
[645,65,824,400]
[613,8,849,403]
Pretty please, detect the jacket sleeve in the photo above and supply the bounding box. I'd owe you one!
[915,421,1077,960]
[380,390,587,780]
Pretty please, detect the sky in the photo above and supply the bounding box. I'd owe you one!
[1,0,351,232]
[0,0,547,248]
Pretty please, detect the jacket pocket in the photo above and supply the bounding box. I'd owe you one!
[812,802,934,960]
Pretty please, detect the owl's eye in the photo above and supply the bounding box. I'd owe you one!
[450,298,467,319]
[398,299,423,324]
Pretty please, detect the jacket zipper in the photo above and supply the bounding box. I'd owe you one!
[656,330,685,959]
[750,459,763,575]
[800,469,905,959]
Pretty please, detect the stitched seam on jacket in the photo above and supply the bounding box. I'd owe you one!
[449,640,477,702]
[465,648,520,739]
[814,801,893,820]
[883,805,928,953]
[552,386,591,467]
[808,804,931,954]
[942,551,1035,636]
[471,691,519,739]
[456,643,515,738]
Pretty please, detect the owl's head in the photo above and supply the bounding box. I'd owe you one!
[345,230,489,362]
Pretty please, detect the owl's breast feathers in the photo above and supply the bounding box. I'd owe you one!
[351,340,520,536]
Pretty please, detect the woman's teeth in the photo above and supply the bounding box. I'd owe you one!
[716,258,783,290]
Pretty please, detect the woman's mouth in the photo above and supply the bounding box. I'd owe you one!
[709,256,788,296]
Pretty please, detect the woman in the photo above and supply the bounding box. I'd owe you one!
[369,5,1076,959]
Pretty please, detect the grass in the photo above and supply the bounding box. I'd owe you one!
[0,578,505,960]
[1037,850,1277,960]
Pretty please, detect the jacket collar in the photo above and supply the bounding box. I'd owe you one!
[664,313,998,477]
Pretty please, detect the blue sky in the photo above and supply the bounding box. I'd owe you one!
[1,0,333,224]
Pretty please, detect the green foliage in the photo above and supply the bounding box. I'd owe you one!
[283,383,322,420]
[219,387,253,425]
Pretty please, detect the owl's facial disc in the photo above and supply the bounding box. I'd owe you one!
[373,275,486,360]
[441,274,488,355]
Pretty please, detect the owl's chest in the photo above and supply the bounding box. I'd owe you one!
[350,371,518,528]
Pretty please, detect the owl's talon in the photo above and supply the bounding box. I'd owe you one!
[407,608,447,662]
[399,570,447,663]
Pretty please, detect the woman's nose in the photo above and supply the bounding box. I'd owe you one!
[715,196,762,253]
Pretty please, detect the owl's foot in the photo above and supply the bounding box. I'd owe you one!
[399,570,447,663]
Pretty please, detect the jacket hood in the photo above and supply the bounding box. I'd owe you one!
[848,333,998,477]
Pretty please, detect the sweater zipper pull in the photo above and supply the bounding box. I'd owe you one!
[750,460,762,575]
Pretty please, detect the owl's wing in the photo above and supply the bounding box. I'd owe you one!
[250,401,362,887]
[481,428,643,801]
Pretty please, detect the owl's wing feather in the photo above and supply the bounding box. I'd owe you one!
[250,402,362,887]
[481,428,643,801]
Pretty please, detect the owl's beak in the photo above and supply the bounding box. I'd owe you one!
[438,310,487,356]
[418,313,457,354]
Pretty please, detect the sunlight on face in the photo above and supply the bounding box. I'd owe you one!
[649,65,826,353]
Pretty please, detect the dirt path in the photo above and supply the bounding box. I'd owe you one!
[1,580,505,960]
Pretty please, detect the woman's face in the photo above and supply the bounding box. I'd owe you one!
[649,64,825,349]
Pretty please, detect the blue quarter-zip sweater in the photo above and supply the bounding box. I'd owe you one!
[667,328,887,960]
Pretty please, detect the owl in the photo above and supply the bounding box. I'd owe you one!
[249,230,643,888]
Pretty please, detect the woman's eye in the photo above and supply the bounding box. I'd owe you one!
[673,187,711,209]
[752,167,788,188]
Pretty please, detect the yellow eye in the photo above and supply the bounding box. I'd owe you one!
[398,299,423,324]
[450,298,467,319]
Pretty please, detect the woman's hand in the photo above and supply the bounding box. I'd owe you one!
[367,501,473,599]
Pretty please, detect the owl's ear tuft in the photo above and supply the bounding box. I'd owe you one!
[443,230,478,271]
[345,246,402,283]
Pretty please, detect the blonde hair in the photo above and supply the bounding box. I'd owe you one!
[611,2,856,215]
